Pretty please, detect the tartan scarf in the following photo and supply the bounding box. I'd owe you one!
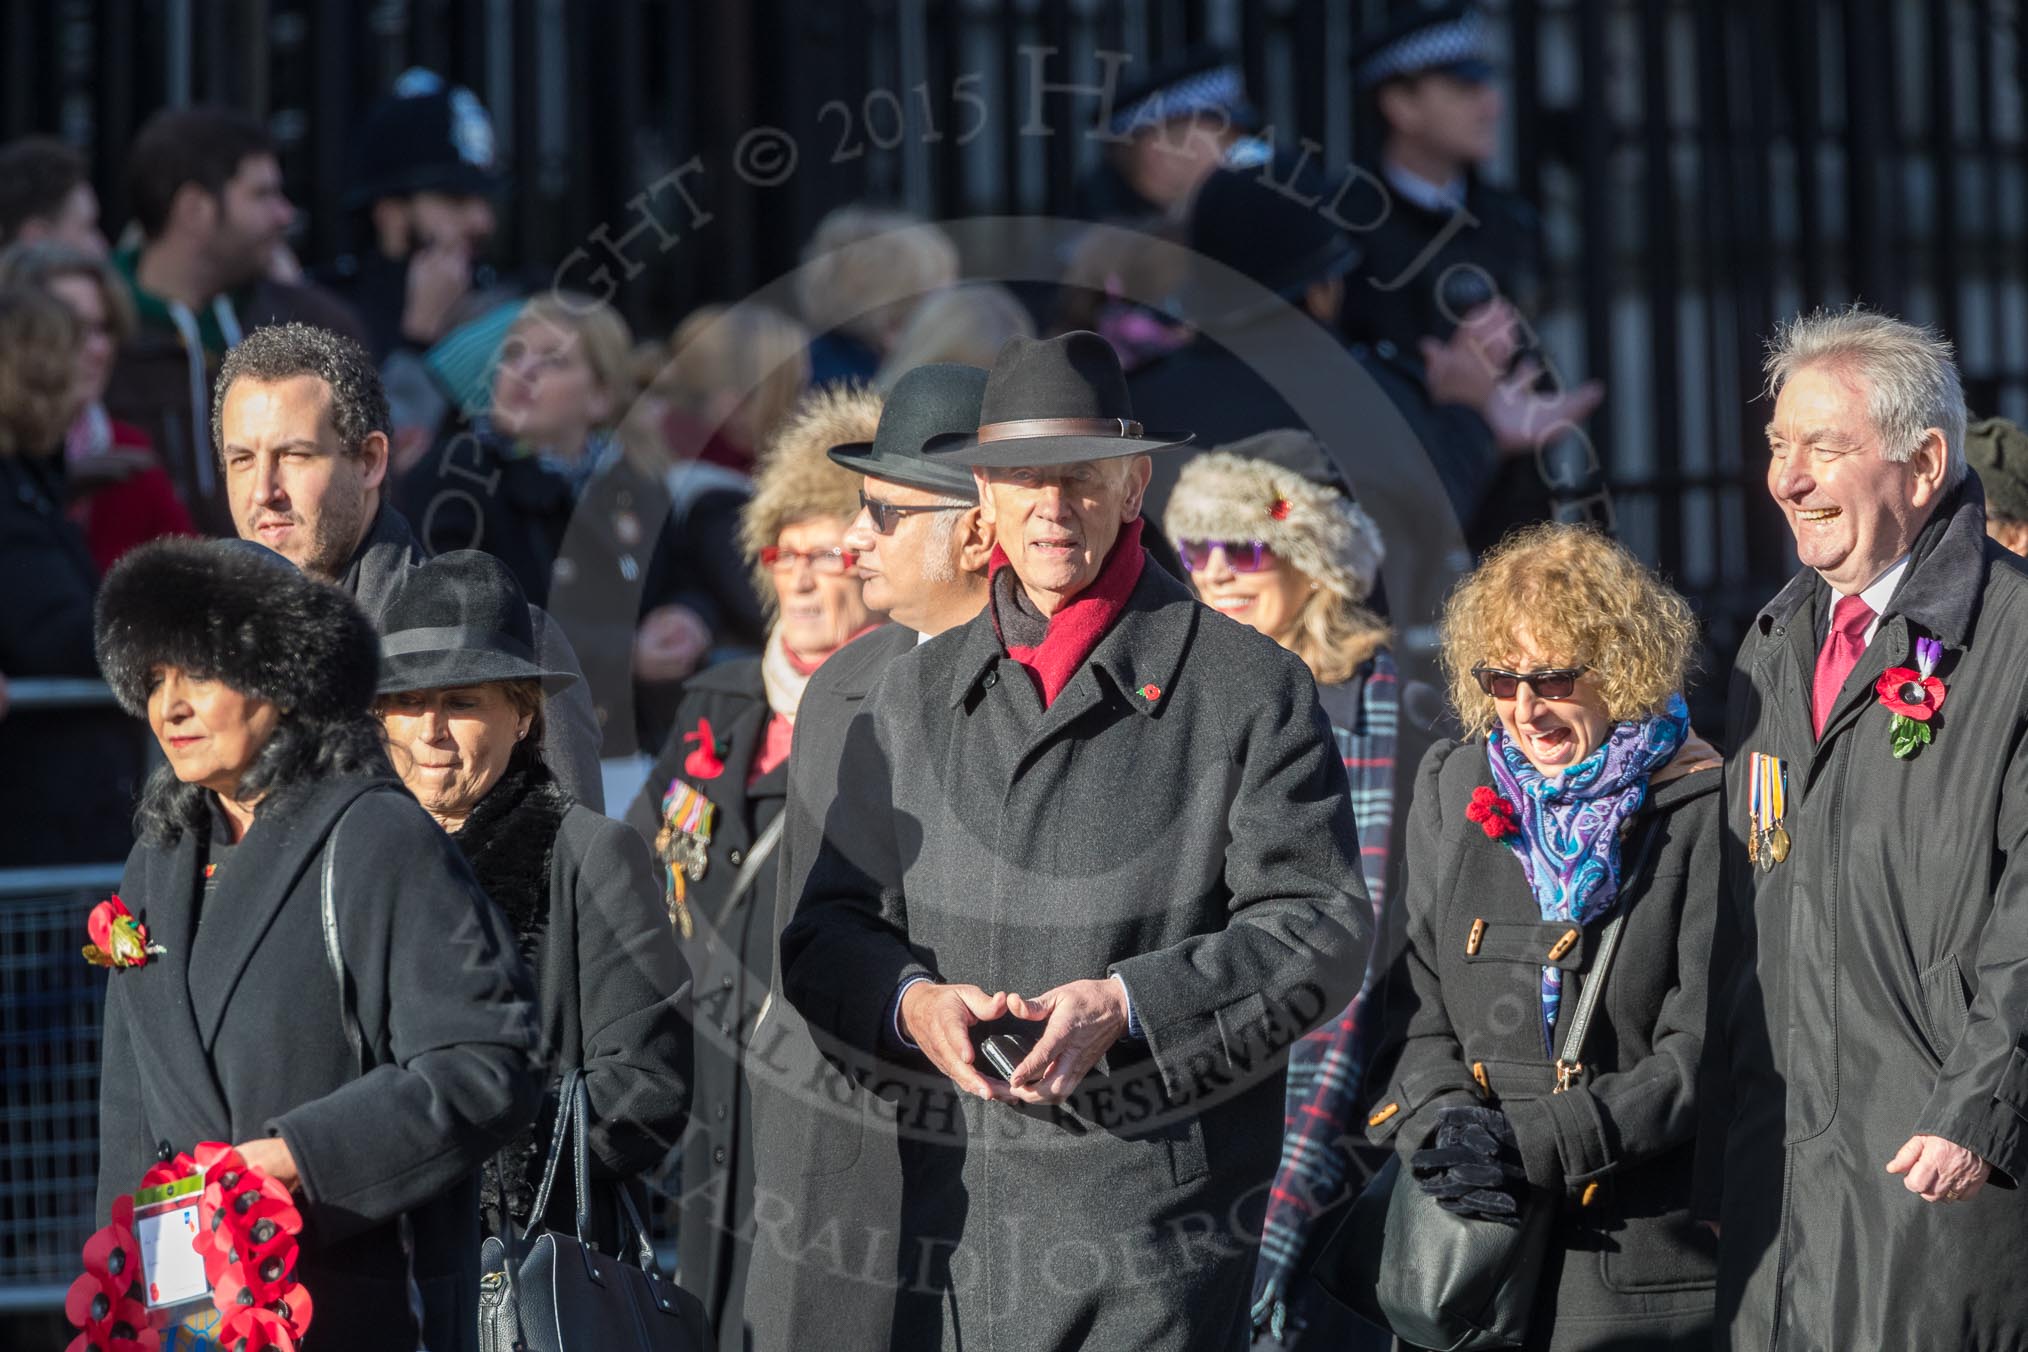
[1254,649,1399,1306]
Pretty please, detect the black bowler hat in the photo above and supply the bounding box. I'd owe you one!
[377,551,577,695]
[828,363,988,498]
[1353,2,1496,91]
[1184,158,1362,326]
[924,331,1191,467]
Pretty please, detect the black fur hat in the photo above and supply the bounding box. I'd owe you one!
[94,538,382,721]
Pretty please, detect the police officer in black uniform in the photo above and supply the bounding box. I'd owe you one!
[1073,46,1266,226]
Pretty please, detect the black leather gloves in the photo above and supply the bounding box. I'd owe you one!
[1410,1104,1527,1223]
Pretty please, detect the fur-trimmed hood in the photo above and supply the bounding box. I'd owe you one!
[1163,449,1385,604]
[739,383,884,611]
[94,537,381,720]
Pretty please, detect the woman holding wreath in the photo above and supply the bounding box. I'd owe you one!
[91,537,541,1351]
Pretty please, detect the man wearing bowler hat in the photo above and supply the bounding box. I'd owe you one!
[742,361,994,1352]
[781,332,1369,1350]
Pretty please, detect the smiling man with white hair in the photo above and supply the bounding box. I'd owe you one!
[780,332,1369,1350]
[1698,306,2028,1350]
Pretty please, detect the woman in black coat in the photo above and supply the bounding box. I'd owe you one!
[1359,523,1721,1351]
[623,383,880,1351]
[373,549,692,1247]
[0,283,144,865]
[91,538,543,1352]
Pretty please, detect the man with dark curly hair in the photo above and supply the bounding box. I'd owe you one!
[213,321,604,806]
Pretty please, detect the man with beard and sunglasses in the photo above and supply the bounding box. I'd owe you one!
[779,332,1368,1350]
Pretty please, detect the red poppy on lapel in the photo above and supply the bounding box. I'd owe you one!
[682,716,726,779]
[1466,785,1520,841]
[83,895,164,970]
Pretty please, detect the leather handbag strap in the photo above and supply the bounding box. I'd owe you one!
[1553,817,1663,1090]
[319,792,430,1350]
[517,1068,664,1274]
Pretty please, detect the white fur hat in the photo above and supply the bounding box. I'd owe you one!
[1163,437,1385,604]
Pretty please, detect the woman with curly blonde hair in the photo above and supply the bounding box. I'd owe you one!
[1352,522,1723,1350]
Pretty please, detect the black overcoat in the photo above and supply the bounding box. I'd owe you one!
[1696,480,2028,1351]
[478,795,694,1242]
[781,561,1370,1352]
[94,775,543,1352]
[1363,740,1720,1350]
[623,658,784,1347]
[744,622,919,1352]
[0,452,144,864]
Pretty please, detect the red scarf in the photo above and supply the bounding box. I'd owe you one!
[990,518,1146,707]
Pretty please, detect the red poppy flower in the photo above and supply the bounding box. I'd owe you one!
[1269,498,1292,521]
[682,716,725,779]
[1465,785,1520,840]
[84,895,162,969]
[1139,683,1162,702]
[1875,667,1946,722]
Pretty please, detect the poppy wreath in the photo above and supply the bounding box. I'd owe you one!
[83,895,165,970]
[69,1144,311,1352]
[1466,785,1520,841]
[1875,636,1948,760]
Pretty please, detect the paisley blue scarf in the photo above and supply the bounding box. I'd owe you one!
[1485,693,1689,1052]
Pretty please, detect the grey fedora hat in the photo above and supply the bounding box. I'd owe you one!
[923,331,1191,467]
[827,362,988,498]
[377,550,578,695]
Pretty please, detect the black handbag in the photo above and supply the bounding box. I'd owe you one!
[478,1068,710,1352]
[1312,821,1660,1351]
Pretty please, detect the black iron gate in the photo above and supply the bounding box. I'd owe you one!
[6,0,2027,671]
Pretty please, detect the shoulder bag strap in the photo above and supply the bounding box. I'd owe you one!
[319,791,429,1350]
[724,810,786,914]
[1553,816,1663,1092]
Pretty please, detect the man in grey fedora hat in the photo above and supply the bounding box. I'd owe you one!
[742,360,995,1351]
[781,332,1370,1350]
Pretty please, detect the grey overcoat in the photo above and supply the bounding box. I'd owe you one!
[781,561,1370,1352]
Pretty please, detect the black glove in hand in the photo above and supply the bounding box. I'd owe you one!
[1410,1104,1527,1223]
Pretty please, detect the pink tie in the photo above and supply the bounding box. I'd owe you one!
[1812,593,1876,739]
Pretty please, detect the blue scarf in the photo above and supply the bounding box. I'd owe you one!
[1485,693,1689,1052]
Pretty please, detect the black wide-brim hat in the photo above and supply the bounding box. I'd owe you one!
[828,362,988,498]
[95,538,381,721]
[924,331,1191,467]
[376,550,578,695]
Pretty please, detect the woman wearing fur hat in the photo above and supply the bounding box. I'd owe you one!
[91,537,543,1352]
[621,382,882,1348]
[1163,431,1404,1338]
[373,549,693,1258]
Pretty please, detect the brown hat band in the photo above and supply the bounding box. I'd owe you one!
[975,416,1145,443]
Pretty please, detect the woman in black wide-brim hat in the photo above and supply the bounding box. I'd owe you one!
[91,537,544,1352]
[372,549,693,1252]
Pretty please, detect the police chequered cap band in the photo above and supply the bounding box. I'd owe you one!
[1108,63,1248,135]
[1355,13,1489,89]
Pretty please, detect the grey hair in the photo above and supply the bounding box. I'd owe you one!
[1764,306,1967,487]
[918,500,966,584]
[212,321,391,463]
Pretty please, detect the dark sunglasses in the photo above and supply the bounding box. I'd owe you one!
[1178,539,1275,573]
[1470,664,1591,700]
[759,545,858,575]
[859,489,965,535]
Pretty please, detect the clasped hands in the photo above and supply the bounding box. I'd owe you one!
[899,977,1127,1105]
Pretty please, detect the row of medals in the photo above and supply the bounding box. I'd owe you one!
[1749,820,1791,868]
